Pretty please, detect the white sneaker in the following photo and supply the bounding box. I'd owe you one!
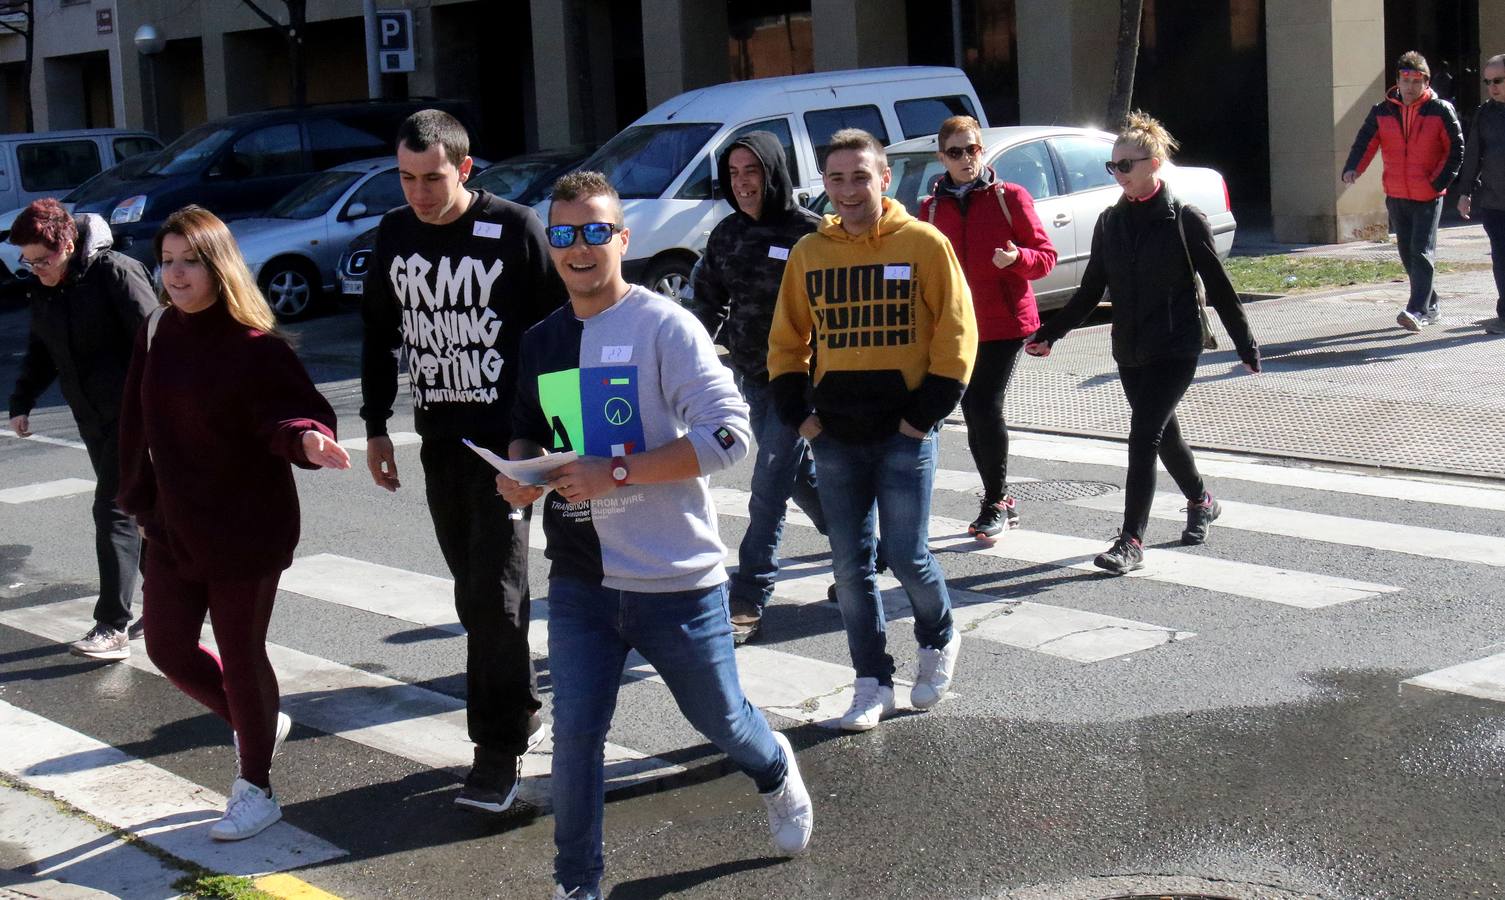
[760,731,813,855]
[551,886,600,899]
[910,634,960,711]
[838,677,895,732]
[210,778,282,841]
[233,711,293,784]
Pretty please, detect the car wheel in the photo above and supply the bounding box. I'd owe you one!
[261,259,320,321]
[644,256,695,305]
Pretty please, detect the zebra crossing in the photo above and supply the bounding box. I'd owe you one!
[3,425,1505,882]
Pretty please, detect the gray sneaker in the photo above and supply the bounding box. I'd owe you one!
[69,624,129,661]
[1420,309,1441,326]
[1484,317,1505,335]
[1396,309,1422,332]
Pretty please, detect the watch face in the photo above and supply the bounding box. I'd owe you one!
[612,466,628,481]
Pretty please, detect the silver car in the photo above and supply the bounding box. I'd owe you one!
[229,158,406,320]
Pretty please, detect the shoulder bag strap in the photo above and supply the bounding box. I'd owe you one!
[146,306,165,351]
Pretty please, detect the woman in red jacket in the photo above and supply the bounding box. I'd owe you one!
[117,206,350,842]
[919,116,1057,538]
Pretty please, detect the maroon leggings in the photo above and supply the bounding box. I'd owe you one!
[142,550,282,789]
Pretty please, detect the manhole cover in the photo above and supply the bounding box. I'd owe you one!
[1011,479,1120,502]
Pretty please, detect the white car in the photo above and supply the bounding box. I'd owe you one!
[228,158,408,320]
[831,126,1237,310]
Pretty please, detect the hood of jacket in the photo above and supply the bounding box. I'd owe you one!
[66,213,114,277]
[717,131,800,224]
[818,196,915,246]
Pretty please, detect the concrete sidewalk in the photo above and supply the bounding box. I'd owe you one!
[1009,222,1504,480]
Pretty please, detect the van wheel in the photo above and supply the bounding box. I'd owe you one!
[261,259,320,321]
[645,256,694,306]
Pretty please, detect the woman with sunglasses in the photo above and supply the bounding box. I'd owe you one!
[118,205,350,841]
[7,198,157,660]
[1025,111,1259,575]
[919,115,1057,539]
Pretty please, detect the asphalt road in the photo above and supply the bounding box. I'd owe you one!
[2,305,1504,900]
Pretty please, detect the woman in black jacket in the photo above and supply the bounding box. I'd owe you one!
[1025,112,1260,575]
[7,199,157,655]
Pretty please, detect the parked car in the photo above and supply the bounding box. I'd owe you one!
[543,66,986,302]
[334,144,595,299]
[227,158,411,321]
[0,128,162,212]
[809,126,1238,310]
[66,99,476,264]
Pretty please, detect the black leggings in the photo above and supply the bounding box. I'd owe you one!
[1119,359,1205,542]
[959,338,1024,502]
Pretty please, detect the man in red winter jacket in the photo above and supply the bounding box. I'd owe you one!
[1343,50,1465,332]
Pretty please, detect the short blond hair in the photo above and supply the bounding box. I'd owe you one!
[1116,110,1180,162]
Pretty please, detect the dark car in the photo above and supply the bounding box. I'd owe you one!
[67,99,477,263]
[334,143,599,300]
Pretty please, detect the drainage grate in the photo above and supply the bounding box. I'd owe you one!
[1011,479,1120,502]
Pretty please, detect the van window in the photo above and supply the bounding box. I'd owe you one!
[112,137,161,163]
[148,123,237,175]
[994,141,1058,200]
[1052,135,1117,194]
[583,123,720,199]
[805,106,889,171]
[213,124,304,179]
[894,95,979,140]
[17,141,102,192]
[308,118,390,170]
[677,118,798,201]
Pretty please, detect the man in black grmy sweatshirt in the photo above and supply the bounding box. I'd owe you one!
[360,110,565,814]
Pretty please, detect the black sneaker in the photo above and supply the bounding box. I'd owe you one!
[1182,493,1222,545]
[729,597,762,645]
[455,748,522,813]
[968,495,1019,539]
[1484,317,1505,335]
[1094,533,1144,575]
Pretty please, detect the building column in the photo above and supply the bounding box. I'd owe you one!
[531,0,584,147]
[1015,0,1116,126]
[811,0,906,72]
[200,30,230,120]
[640,0,728,108]
[406,7,439,98]
[1266,0,1386,244]
[1482,4,1505,67]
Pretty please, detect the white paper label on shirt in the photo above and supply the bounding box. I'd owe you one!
[884,264,912,280]
[473,221,503,239]
[601,345,633,363]
[767,245,790,260]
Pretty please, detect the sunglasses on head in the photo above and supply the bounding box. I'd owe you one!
[1486,76,1505,87]
[546,222,621,249]
[1105,157,1152,174]
[942,144,982,160]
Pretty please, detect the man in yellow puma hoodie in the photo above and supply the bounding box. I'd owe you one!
[768,128,977,732]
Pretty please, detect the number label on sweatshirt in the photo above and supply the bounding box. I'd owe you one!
[472,221,503,239]
[883,264,911,281]
[767,245,790,260]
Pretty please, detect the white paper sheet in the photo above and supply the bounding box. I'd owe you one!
[463,440,577,486]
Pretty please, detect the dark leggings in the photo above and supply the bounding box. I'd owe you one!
[1119,359,1205,542]
[143,551,281,789]
[959,338,1025,502]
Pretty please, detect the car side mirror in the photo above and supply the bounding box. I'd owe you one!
[343,202,368,220]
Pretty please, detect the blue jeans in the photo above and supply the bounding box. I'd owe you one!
[548,576,786,895]
[729,374,826,612]
[1386,196,1443,315]
[811,429,954,685]
[1480,205,1505,315]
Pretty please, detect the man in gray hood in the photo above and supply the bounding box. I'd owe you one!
[690,131,825,644]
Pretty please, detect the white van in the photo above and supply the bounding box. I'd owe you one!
[551,67,986,300]
[0,128,162,213]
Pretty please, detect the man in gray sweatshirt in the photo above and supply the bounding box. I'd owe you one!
[498,171,813,900]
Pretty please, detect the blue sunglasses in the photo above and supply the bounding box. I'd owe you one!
[547,222,622,248]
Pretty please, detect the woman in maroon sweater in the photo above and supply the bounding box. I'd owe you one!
[919,115,1057,539]
[118,205,350,842]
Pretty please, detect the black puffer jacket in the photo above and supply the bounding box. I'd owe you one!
[1459,99,1505,212]
[688,131,821,379]
[1034,185,1258,369]
[7,214,157,437]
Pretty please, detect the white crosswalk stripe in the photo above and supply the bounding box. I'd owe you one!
[1401,652,1505,703]
[0,477,95,504]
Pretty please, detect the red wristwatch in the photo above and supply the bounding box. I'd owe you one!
[610,455,630,487]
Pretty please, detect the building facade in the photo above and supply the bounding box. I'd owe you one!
[0,0,1500,243]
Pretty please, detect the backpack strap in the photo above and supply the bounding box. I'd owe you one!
[994,185,1014,229]
[924,197,937,224]
[146,306,165,351]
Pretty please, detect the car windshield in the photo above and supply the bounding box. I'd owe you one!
[268,170,362,219]
[471,159,559,203]
[146,123,236,176]
[578,123,720,200]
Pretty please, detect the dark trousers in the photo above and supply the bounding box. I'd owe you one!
[1386,196,1444,315]
[1119,360,1205,543]
[81,427,140,631]
[142,553,281,788]
[1480,205,1505,316]
[420,436,541,756]
[959,338,1024,502]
